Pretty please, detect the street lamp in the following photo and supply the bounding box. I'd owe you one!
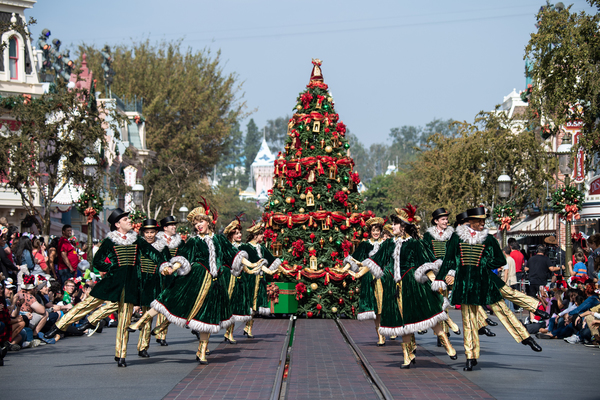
[497,170,512,246]
[132,180,144,208]
[556,133,573,277]
[179,205,189,222]
[83,157,98,177]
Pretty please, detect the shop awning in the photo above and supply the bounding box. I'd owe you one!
[579,201,600,221]
[507,213,556,237]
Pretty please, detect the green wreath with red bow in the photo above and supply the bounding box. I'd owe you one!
[552,186,585,220]
[75,192,104,223]
[493,203,517,231]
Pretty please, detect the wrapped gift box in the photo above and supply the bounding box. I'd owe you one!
[270,282,298,314]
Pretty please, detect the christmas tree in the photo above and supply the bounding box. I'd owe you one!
[264,60,373,318]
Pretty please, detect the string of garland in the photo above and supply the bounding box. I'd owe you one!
[551,186,585,220]
[493,203,517,231]
[75,191,104,223]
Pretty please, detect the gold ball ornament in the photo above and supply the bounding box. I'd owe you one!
[334,227,339,231]
[331,307,338,313]
[342,281,347,288]
[327,97,332,102]
[302,225,307,230]
[317,194,321,199]
[296,105,302,110]
[310,283,318,291]
[337,152,342,157]
[285,197,292,204]
[274,199,280,205]
[355,287,360,294]
[337,178,341,183]
[329,237,333,242]
[299,208,305,213]
[281,229,285,234]
[325,145,333,153]
[300,193,306,200]
[342,187,348,192]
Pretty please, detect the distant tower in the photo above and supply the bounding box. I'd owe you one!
[251,137,276,201]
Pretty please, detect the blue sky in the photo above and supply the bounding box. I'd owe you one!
[29,0,594,146]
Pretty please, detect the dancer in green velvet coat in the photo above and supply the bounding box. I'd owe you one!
[344,217,387,346]
[238,221,283,338]
[353,204,457,368]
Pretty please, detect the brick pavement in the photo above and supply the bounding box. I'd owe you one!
[163,319,289,400]
[285,319,379,400]
[341,320,495,399]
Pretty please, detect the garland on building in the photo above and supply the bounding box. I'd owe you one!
[551,186,584,220]
[493,203,517,231]
[75,192,104,223]
[129,209,148,232]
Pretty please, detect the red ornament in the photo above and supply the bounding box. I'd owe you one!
[310,233,316,242]
[339,298,344,305]
[363,232,369,238]
[316,304,322,310]
[310,146,315,150]
[307,311,313,318]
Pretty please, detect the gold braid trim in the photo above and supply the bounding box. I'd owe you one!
[187,272,213,323]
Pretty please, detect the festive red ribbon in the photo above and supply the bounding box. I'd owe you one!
[499,216,512,231]
[564,204,581,220]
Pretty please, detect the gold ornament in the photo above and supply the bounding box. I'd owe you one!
[308,170,316,183]
[310,283,318,290]
[274,199,280,205]
[306,191,315,207]
[329,236,333,242]
[334,227,339,231]
[354,204,358,210]
[281,229,285,234]
[300,193,306,200]
[272,241,283,257]
[337,152,342,157]
[342,187,348,192]
[317,193,321,200]
[337,177,341,183]
[331,307,338,313]
[342,281,347,288]
[310,255,318,270]
[313,121,321,133]
[327,97,332,102]
[296,105,302,110]
[296,184,301,194]
[302,225,307,230]
[299,208,305,213]
[355,287,360,294]
[325,145,333,153]
[285,197,292,204]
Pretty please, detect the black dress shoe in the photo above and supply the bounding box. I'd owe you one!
[117,358,127,367]
[138,350,150,358]
[114,356,119,362]
[195,355,208,365]
[478,327,496,337]
[522,337,542,352]
[156,339,168,346]
[44,325,64,339]
[400,363,411,369]
[453,329,461,335]
[464,359,477,371]
[485,318,498,326]
[436,337,442,347]
[417,330,427,335]
[77,321,96,332]
[534,309,551,320]
[450,354,458,360]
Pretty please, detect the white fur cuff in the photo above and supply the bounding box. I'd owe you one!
[442,297,451,311]
[431,280,447,292]
[447,269,456,277]
[357,311,376,321]
[170,256,191,276]
[363,258,383,279]
[258,307,271,316]
[269,258,282,272]
[414,259,443,283]
[344,256,360,272]
[158,262,172,275]
[231,251,249,277]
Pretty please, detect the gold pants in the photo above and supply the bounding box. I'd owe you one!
[461,304,481,359]
[154,314,170,340]
[476,306,488,330]
[88,302,119,325]
[499,285,540,313]
[56,296,104,330]
[138,306,152,351]
[489,301,530,343]
[115,290,134,359]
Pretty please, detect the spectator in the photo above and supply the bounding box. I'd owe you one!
[586,233,600,282]
[580,304,600,347]
[509,240,525,283]
[502,246,517,311]
[544,236,566,279]
[47,237,59,279]
[32,239,49,276]
[3,280,26,351]
[525,245,558,297]
[564,282,600,344]
[13,236,36,285]
[61,279,77,307]
[0,233,18,281]
[57,225,79,284]
[571,251,588,277]
[13,275,47,341]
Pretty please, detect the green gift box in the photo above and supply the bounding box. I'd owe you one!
[271,282,298,314]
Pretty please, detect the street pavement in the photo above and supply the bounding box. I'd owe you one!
[1,310,598,400]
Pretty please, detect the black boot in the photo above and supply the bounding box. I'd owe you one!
[463,359,478,371]
[44,325,65,339]
[534,309,551,320]
[77,321,96,333]
[417,330,427,335]
[156,339,168,346]
[522,337,542,352]
[436,336,442,347]
[478,327,496,337]
[117,358,127,367]
[138,350,150,358]
[485,318,498,326]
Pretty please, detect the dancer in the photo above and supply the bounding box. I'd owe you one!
[352,205,457,368]
[239,221,283,338]
[344,217,387,346]
[433,206,543,371]
[151,215,185,346]
[421,208,462,344]
[128,200,262,365]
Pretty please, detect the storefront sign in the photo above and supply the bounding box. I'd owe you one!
[590,176,600,195]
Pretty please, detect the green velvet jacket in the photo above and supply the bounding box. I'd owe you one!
[434,226,507,306]
[90,230,167,305]
[347,239,383,320]
[238,242,281,316]
[151,233,247,333]
[422,226,454,260]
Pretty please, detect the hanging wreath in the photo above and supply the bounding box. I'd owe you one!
[493,203,517,231]
[129,209,148,233]
[551,186,585,220]
[75,191,104,224]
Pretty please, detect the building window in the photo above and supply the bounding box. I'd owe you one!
[9,36,18,79]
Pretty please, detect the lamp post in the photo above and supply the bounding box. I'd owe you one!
[179,204,189,222]
[83,157,99,261]
[557,133,573,277]
[132,180,145,209]
[497,170,512,247]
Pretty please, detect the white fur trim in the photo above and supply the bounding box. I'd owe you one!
[156,232,182,249]
[357,311,376,321]
[220,316,234,329]
[258,307,271,316]
[363,258,383,279]
[150,238,166,251]
[447,269,456,277]
[151,300,222,334]
[344,256,360,272]
[268,258,282,272]
[170,256,191,276]
[231,251,248,277]
[200,234,217,277]
[456,225,489,245]
[107,230,138,246]
[158,262,172,275]
[414,259,443,283]
[393,237,405,282]
[368,240,381,257]
[431,280,447,292]
[232,314,253,323]
[256,259,268,275]
[378,326,406,337]
[252,243,263,258]
[399,311,448,336]
[427,226,454,242]
[442,297,451,311]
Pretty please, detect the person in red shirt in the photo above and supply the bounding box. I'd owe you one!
[57,225,79,284]
[509,241,525,284]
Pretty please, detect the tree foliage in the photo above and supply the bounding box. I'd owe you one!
[524,1,600,158]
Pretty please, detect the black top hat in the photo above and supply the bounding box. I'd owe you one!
[140,219,160,231]
[107,208,130,231]
[466,206,489,219]
[431,208,450,225]
[160,216,177,228]
[455,211,469,226]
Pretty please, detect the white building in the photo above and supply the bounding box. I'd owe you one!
[240,138,275,203]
